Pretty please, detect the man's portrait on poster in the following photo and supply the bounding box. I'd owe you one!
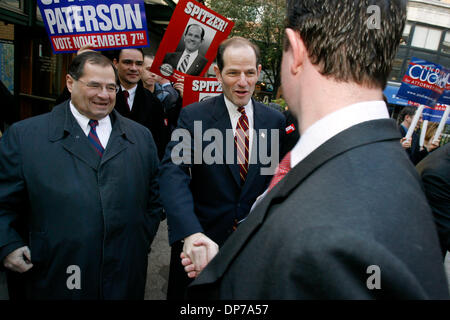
[161,19,216,77]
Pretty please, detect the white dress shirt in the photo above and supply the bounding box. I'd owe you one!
[177,50,199,72]
[290,100,389,167]
[70,101,112,149]
[223,95,255,163]
[121,84,137,111]
[250,100,389,212]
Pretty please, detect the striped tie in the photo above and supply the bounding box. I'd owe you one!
[122,90,131,111]
[179,54,190,73]
[267,151,291,192]
[235,107,250,184]
[88,120,104,157]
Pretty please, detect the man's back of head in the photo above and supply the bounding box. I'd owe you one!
[285,0,406,89]
[282,0,407,132]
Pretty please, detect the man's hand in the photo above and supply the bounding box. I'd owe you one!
[173,80,184,98]
[425,137,440,152]
[400,137,411,149]
[3,246,33,273]
[158,77,170,85]
[181,251,198,278]
[77,43,95,55]
[182,233,218,277]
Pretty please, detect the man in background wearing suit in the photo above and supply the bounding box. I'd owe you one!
[113,48,169,159]
[162,24,208,76]
[187,0,449,299]
[159,37,285,299]
[398,106,439,165]
[0,52,163,299]
[417,142,450,259]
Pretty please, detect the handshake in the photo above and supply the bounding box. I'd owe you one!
[181,232,219,278]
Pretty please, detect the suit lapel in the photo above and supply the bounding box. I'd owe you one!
[49,102,100,171]
[192,119,402,286]
[100,111,133,166]
[188,55,204,75]
[130,84,144,118]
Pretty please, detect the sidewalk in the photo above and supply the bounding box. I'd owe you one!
[145,220,170,300]
[1,231,448,299]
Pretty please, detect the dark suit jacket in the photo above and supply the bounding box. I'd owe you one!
[188,119,449,299]
[162,51,208,76]
[281,110,300,156]
[115,82,170,159]
[0,102,163,299]
[159,94,286,247]
[416,143,450,258]
[399,125,428,165]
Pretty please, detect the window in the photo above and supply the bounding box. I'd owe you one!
[442,31,450,55]
[400,23,411,46]
[0,0,23,12]
[389,58,404,82]
[411,26,442,51]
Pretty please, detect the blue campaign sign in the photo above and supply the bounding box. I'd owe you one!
[436,67,450,106]
[396,57,448,106]
[37,0,149,53]
[383,85,409,106]
[424,68,450,124]
[423,104,450,125]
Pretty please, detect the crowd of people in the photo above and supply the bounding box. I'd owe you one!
[0,0,449,300]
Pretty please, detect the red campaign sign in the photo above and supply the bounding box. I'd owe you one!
[150,0,234,83]
[183,76,222,107]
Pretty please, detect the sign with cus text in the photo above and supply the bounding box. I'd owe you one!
[397,57,448,106]
[37,0,149,54]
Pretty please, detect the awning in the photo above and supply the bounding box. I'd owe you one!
[383,85,409,106]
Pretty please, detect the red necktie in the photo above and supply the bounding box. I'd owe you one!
[267,151,291,192]
[235,107,249,184]
[88,120,104,157]
[122,90,130,110]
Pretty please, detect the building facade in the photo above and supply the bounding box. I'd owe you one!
[0,0,177,129]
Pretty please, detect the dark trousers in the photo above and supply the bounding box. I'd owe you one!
[167,241,194,300]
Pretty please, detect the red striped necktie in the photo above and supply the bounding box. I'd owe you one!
[88,120,104,157]
[267,151,291,192]
[235,106,250,185]
[122,90,130,110]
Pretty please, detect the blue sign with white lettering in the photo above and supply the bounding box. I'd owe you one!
[37,0,149,53]
[397,57,448,106]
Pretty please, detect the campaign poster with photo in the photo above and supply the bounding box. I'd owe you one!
[183,76,222,107]
[396,57,448,106]
[151,0,234,83]
[37,0,149,54]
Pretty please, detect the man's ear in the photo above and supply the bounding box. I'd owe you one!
[285,28,307,75]
[113,58,118,68]
[214,65,222,83]
[257,64,262,78]
[66,74,74,93]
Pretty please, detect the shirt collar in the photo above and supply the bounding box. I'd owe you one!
[223,94,253,118]
[291,100,389,168]
[121,84,137,96]
[182,50,198,61]
[69,100,110,130]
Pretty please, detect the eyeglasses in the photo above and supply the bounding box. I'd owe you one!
[76,79,119,93]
